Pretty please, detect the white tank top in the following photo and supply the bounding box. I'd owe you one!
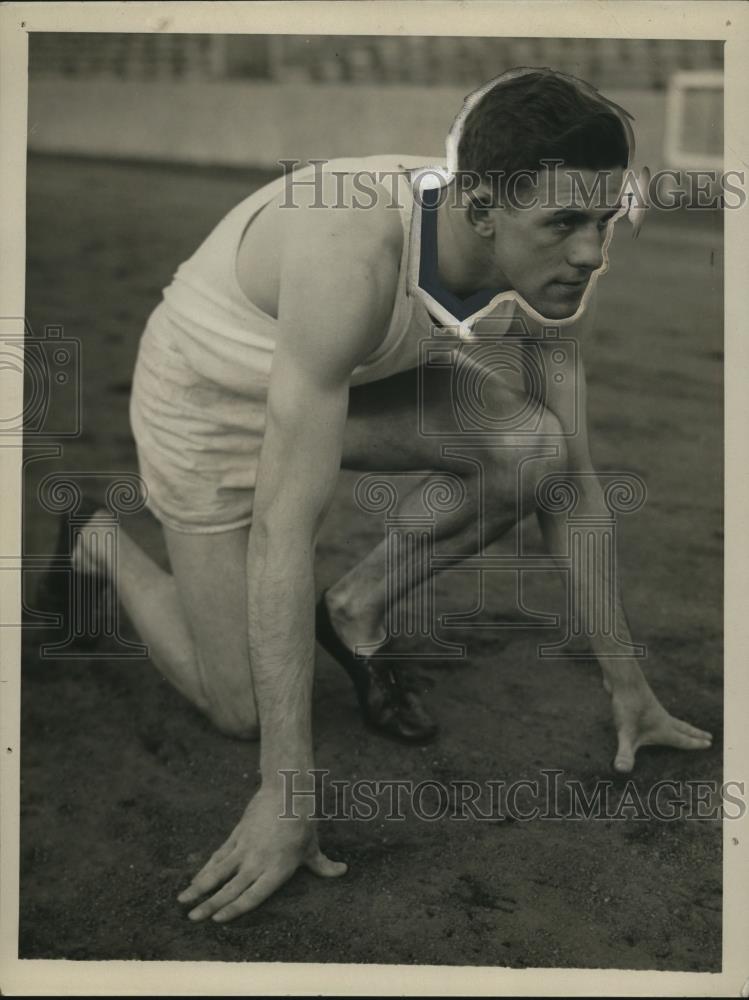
[145,155,448,393]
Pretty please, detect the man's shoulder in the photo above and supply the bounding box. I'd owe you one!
[282,166,406,280]
[275,161,417,359]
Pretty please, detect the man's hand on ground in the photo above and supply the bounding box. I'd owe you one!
[607,680,713,774]
[177,786,347,923]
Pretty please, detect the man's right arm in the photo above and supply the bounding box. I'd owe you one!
[180,204,400,923]
[250,206,399,787]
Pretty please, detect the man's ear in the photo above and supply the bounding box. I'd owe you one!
[466,193,497,238]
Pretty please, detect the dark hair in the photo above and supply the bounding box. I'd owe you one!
[456,69,631,193]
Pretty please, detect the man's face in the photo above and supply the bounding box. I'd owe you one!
[489,166,625,319]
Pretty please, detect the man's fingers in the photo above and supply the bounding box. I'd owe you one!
[177,855,237,905]
[212,870,290,924]
[210,838,238,865]
[304,848,348,879]
[613,730,636,773]
[611,698,714,774]
[616,720,713,771]
[673,719,713,742]
[658,728,713,752]
[187,871,255,922]
[613,750,636,773]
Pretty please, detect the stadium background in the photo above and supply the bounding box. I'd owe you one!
[28,35,723,171]
[22,35,724,969]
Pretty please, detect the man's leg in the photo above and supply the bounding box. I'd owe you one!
[74,358,552,742]
[75,519,257,739]
[327,361,712,769]
[327,361,563,651]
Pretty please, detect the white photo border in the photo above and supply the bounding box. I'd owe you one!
[1,2,747,995]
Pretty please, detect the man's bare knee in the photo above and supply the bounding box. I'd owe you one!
[207,703,260,742]
[200,674,259,741]
[477,403,567,497]
[190,642,258,740]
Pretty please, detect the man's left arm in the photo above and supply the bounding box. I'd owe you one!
[530,328,642,671]
[523,304,713,772]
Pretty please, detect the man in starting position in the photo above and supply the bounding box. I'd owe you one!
[55,68,712,923]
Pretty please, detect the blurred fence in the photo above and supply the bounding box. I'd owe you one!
[27,35,723,173]
[29,34,723,91]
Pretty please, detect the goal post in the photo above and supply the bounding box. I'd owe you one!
[663,70,723,172]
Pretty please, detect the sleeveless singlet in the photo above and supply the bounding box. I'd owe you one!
[130,156,527,532]
[145,155,442,392]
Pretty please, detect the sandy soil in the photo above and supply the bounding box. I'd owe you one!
[19,156,724,968]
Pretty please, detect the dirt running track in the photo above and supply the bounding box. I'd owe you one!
[19,156,724,968]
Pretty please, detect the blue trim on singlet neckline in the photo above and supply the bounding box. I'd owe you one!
[418,185,503,322]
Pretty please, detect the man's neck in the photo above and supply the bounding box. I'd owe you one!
[435,182,511,298]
